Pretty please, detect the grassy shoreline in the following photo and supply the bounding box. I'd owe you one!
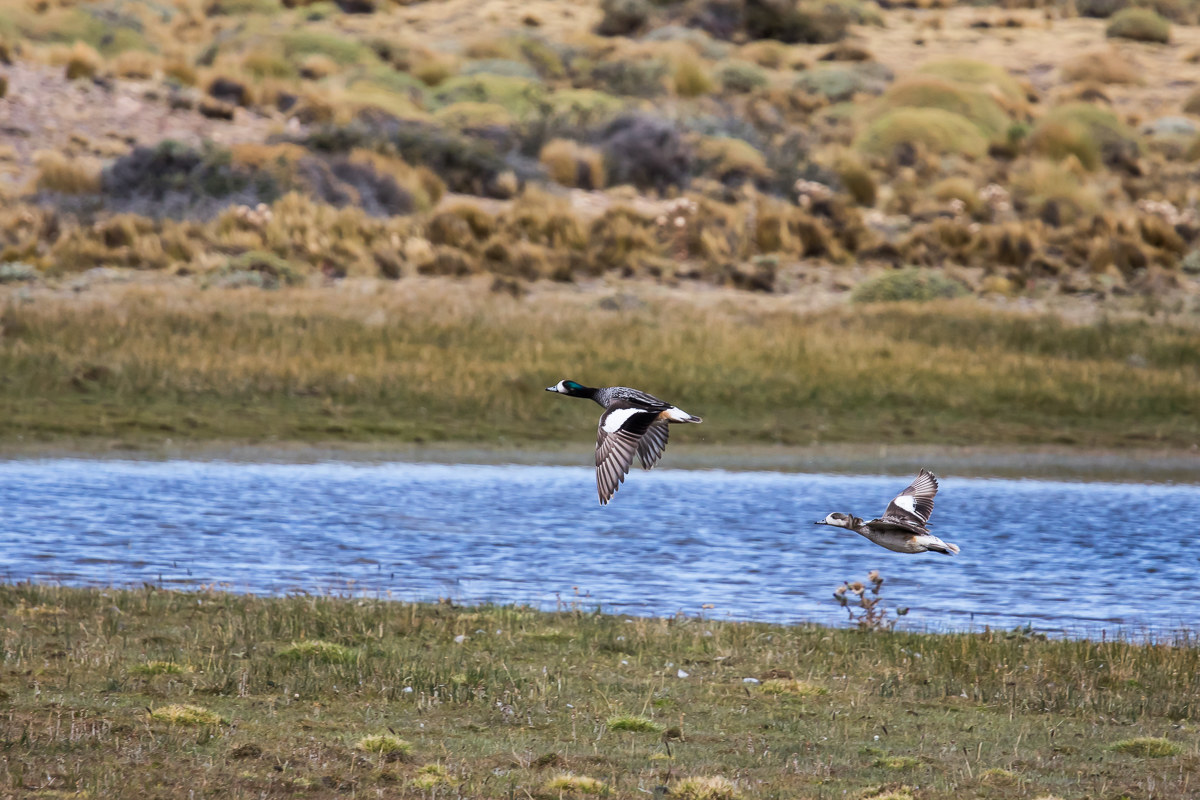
[1,584,1196,799]
[1,278,1198,453]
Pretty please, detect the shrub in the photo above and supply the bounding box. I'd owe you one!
[872,76,1011,140]
[587,59,668,97]
[744,0,849,44]
[1185,88,1200,115]
[130,661,187,675]
[434,101,515,129]
[0,262,38,283]
[1077,0,1127,17]
[111,50,158,79]
[852,268,969,302]
[539,139,605,189]
[794,64,890,102]
[596,0,650,36]
[461,58,540,80]
[1106,8,1170,42]
[102,141,277,216]
[601,114,692,191]
[299,53,339,80]
[280,31,368,66]
[1026,102,1139,171]
[854,108,988,159]
[716,59,768,93]
[673,54,714,97]
[1060,48,1142,85]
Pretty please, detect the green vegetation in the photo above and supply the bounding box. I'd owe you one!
[0,584,1196,798]
[852,267,970,302]
[606,714,666,733]
[1106,7,1172,41]
[854,107,990,158]
[0,282,1196,450]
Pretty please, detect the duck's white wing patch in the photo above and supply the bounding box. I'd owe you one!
[595,406,657,505]
[637,420,670,470]
[881,469,939,527]
[602,407,646,434]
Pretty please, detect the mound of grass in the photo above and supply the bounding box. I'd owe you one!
[596,0,649,36]
[1026,102,1139,171]
[874,755,920,769]
[760,678,829,696]
[355,734,412,756]
[606,714,664,733]
[716,59,769,93]
[852,268,969,303]
[432,74,545,118]
[872,76,1011,140]
[413,764,455,790]
[695,136,771,185]
[434,101,515,129]
[1110,737,1182,757]
[540,139,605,189]
[542,773,608,796]
[281,30,371,66]
[35,152,101,194]
[129,661,187,676]
[916,58,1027,113]
[277,639,357,663]
[673,53,714,97]
[854,107,989,159]
[744,0,849,44]
[1106,8,1170,43]
[1060,47,1142,84]
[795,64,889,102]
[149,704,222,726]
[1077,0,1129,17]
[672,776,741,800]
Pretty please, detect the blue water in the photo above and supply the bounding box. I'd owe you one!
[0,459,1197,635]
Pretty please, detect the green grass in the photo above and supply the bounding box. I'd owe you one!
[0,584,1196,799]
[0,281,1197,451]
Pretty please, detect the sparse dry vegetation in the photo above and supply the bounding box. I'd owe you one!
[0,584,1197,799]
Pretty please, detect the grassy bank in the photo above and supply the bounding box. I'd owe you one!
[0,584,1196,799]
[1,279,1198,451]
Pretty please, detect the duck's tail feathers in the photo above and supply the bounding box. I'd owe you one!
[930,540,960,556]
[662,407,702,424]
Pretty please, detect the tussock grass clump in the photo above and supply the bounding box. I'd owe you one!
[355,734,412,756]
[541,773,607,796]
[63,41,102,81]
[413,764,455,789]
[854,108,988,159]
[671,776,741,800]
[149,704,223,726]
[716,59,768,93]
[606,714,665,733]
[874,755,919,769]
[852,268,969,302]
[1060,48,1142,85]
[34,151,101,194]
[1027,102,1139,171]
[916,58,1027,113]
[277,639,357,663]
[130,661,188,676]
[872,76,1011,140]
[540,139,605,189]
[673,53,714,97]
[1110,737,1182,757]
[596,0,649,36]
[1106,8,1170,42]
[760,679,829,696]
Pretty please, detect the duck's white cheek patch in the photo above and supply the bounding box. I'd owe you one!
[893,496,917,515]
[602,408,644,433]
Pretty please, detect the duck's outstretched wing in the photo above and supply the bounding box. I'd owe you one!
[595,405,660,505]
[873,469,939,533]
[637,420,670,470]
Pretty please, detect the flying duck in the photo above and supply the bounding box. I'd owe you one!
[814,469,960,555]
[546,380,702,505]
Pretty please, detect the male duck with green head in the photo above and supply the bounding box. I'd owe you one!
[546,380,702,505]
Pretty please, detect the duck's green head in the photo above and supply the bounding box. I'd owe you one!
[546,379,589,397]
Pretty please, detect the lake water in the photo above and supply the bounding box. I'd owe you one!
[1,459,1198,636]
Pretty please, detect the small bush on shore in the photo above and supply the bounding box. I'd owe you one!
[852,267,969,302]
[1106,8,1170,42]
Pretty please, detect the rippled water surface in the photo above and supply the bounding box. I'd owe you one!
[2,459,1198,634]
